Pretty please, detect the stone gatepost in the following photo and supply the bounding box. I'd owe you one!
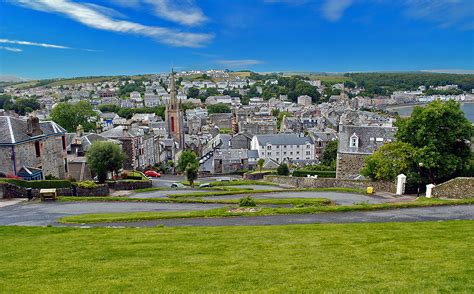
[426,184,435,198]
[396,174,406,195]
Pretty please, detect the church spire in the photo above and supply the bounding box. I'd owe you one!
[169,69,177,105]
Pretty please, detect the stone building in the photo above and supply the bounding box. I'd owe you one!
[165,71,185,151]
[0,115,68,179]
[336,125,397,179]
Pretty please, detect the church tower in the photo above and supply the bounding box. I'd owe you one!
[165,70,185,150]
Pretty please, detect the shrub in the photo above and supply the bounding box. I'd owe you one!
[76,181,99,189]
[277,163,290,176]
[239,196,256,207]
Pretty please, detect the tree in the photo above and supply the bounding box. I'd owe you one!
[50,101,97,132]
[207,103,231,114]
[185,163,199,187]
[361,142,417,181]
[188,87,199,98]
[321,140,338,167]
[86,142,125,183]
[277,163,290,176]
[256,158,265,172]
[396,100,472,183]
[0,94,11,109]
[177,151,199,173]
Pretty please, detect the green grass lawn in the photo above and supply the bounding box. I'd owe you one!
[1,221,473,292]
[59,197,474,224]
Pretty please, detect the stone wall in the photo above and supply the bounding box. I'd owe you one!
[0,182,108,198]
[264,175,395,193]
[244,171,272,180]
[432,177,474,199]
[107,180,152,190]
[336,153,368,179]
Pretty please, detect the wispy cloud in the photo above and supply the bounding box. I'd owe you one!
[0,38,71,49]
[10,0,213,47]
[217,59,264,68]
[0,46,23,52]
[265,0,474,29]
[144,0,207,26]
[322,0,354,21]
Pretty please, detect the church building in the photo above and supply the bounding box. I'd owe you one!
[165,71,185,151]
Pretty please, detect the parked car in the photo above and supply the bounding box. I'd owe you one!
[199,183,211,188]
[171,182,185,188]
[144,170,161,178]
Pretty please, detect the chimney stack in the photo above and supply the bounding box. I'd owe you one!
[26,115,43,137]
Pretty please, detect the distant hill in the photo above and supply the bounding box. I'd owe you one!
[0,75,28,83]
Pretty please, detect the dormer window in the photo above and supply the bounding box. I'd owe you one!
[350,133,359,148]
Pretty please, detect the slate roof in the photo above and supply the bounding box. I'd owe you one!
[254,134,313,146]
[0,116,66,145]
[338,125,397,154]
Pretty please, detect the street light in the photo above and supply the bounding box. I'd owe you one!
[417,162,424,197]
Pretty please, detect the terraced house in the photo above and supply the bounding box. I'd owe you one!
[0,115,68,180]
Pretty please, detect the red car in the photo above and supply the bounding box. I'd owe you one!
[144,170,161,178]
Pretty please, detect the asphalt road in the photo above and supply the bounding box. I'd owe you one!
[0,201,225,226]
[82,205,474,227]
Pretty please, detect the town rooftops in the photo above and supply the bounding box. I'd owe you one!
[254,134,313,146]
[0,116,66,145]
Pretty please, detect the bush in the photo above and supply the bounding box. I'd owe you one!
[76,181,99,189]
[239,196,256,207]
[292,170,336,178]
[277,163,290,176]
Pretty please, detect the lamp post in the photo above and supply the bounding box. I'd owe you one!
[417,162,424,197]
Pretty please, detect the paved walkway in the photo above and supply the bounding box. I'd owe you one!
[0,201,224,226]
[81,205,474,227]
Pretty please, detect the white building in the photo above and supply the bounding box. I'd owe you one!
[297,95,312,107]
[250,134,315,163]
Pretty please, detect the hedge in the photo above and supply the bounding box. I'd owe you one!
[0,179,72,189]
[292,170,336,178]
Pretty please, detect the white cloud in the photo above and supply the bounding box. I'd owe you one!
[322,0,354,21]
[11,0,213,47]
[217,59,264,68]
[144,0,207,26]
[0,38,71,49]
[0,46,23,52]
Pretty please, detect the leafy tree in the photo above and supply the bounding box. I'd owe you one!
[321,140,338,167]
[207,103,231,114]
[361,142,417,181]
[188,87,200,98]
[396,100,472,183]
[50,101,98,132]
[185,163,199,187]
[256,158,265,172]
[276,163,290,176]
[0,94,11,109]
[98,104,120,113]
[86,141,125,183]
[4,98,40,115]
[177,151,199,173]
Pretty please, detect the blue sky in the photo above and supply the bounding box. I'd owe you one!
[0,0,473,79]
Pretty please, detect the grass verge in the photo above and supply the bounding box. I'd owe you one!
[1,221,473,292]
[59,197,474,224]
[58,196,331,206]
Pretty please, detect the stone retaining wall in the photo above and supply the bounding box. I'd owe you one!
[244,172,272,180]
[107,180,152,190]
[0,183,109,198]
[432,177,474,199]
[264,175,395,193]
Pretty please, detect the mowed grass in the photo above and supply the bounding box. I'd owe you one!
[0,221,473,292]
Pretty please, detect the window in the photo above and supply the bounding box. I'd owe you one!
[306,151,311,155]
[350,134,358,148]
[283,152,287,155]
[62,136,67,151]
[276,152,280,156]
[267,145,272,150]
[284,145,287,148]
[307,145,311,149]
[297,145,300,148]
[267,152,271,156]
[296,151,300,155]
[64,158,68,173]
[35,141,41,157]
[290,152,293,155]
